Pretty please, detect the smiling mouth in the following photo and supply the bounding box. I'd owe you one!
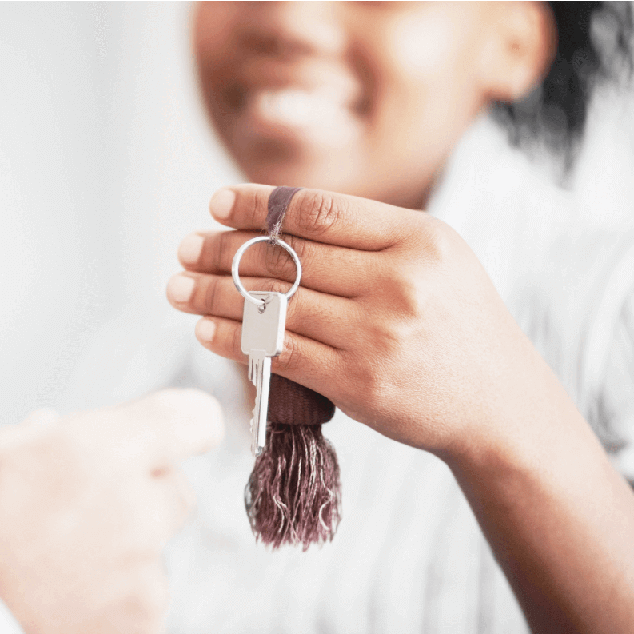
[210,54,371,157]
[225,86,370,154]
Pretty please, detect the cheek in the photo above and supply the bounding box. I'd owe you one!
[391,12,459,77]
[192,3,238,69]
[191,2,241,82]
[369,10,484,171]
[192,4,241,134]
[385,8,481,115]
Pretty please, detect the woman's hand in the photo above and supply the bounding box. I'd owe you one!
[168,184,533,460]
[0,389,223,634]
[168,184,634,634]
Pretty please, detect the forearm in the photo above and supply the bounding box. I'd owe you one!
[448,348,634,634]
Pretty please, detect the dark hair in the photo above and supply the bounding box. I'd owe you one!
[492,2,633,167]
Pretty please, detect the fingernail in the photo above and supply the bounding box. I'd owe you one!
[167,275,195,302]
[178,234,204,265]
[209,188,236,220]
[195,318,216,342]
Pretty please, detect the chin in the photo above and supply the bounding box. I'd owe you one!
[220,118,364,192]
[236,151,360,196]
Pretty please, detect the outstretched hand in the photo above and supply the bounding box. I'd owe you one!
[168,184,535,461]
[0,389,223,634]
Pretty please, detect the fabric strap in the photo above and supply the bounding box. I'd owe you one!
[264,186,335,426]
[266,186,302,242]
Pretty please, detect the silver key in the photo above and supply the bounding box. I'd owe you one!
[241,291,287,456]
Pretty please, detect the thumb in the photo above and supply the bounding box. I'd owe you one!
[115,388,225,465]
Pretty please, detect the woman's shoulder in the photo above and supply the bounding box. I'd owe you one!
[524,226,634,388]
[591,275,634,484]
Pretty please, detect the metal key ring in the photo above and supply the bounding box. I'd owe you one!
[232,236,302,307]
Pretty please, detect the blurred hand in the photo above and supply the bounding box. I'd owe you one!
[168,185,537,460]
[0,389,223,634]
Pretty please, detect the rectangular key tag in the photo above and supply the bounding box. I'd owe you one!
[241,292,287,357]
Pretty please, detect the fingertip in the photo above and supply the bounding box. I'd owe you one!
[166,274,195,304]
[195,317,216,344]
[177,234,204,267]
[209,188,236,221]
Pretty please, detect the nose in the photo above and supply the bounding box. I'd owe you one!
[240,1,345,60]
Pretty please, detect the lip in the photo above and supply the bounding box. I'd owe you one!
[231,87,362,156]
[222,59,367,152]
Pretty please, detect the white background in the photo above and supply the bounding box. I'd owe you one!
[0,3,239,424]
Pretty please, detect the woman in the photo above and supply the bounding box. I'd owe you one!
[1,3,632,633]
[166,2,634,633]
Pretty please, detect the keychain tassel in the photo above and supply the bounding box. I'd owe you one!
[238,186,342,549]
[245,374,340,550]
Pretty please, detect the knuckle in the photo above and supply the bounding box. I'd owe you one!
[277,334,303,373]
[295,190,342,236]
[392,277,426,319]
[258,278,291,295]
[215,231,234,271]
[246,188,268,229]
[372,264,426,321]
[232,319,243,356]
[204,277,220,313]
[415,217,454,265]
[363,317,403,361]
[263,237,303,279]
[347,357,390,411]
[289,235,308,262]
[118,567,169,634]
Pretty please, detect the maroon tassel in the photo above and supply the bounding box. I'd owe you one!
[246,375,340,550]
[244,185,341,549]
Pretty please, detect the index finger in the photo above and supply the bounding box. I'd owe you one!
[208,184,420,251]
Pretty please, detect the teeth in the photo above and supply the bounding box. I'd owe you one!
[255,89,344,127]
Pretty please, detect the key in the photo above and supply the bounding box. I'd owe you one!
[241,291,288,456]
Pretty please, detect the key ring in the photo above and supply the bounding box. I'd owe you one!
[232,236,302,307]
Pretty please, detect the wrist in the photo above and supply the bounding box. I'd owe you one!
[441,350,634,634]
[442,335,600,489]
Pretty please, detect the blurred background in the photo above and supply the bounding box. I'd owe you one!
[1,1,633,423]
[1,3,239,424]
